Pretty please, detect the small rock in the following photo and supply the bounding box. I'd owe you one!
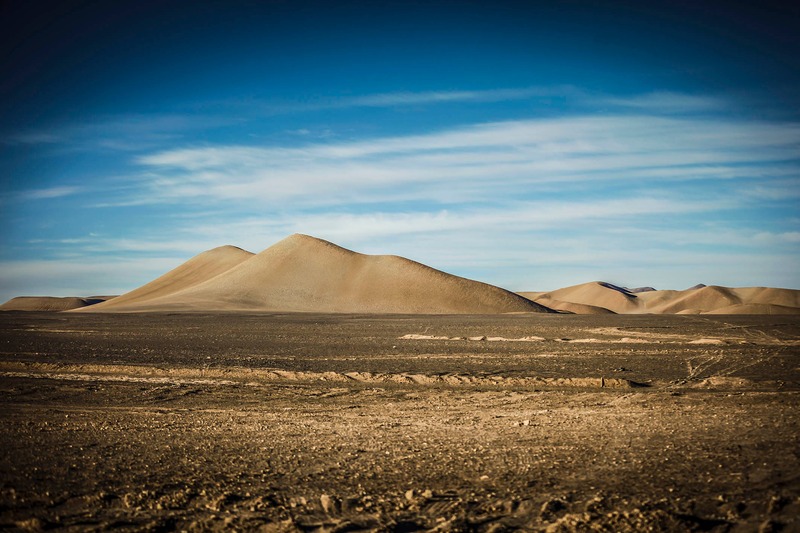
[15,518,44,532]
[759,519,781,533]
[584,495,606,514]
[767,495,787,514]
[422,489,433,499]
[540,498,567,518]
[320,494,337,514]
[405,489,415,501]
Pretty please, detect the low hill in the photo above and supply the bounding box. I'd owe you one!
[0,296,114,312]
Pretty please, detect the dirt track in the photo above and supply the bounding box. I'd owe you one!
[0,312,798,531]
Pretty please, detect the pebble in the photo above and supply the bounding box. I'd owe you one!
[320,494,336,514]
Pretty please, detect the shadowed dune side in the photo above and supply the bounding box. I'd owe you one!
[517,293,615,315]
[0,296,114,312]
[85,234,553,314]
[76,245,255,312]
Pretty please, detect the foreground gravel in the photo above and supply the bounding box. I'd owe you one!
[0,312,798,531]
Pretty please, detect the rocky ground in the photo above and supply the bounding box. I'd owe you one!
[0,312,798,531]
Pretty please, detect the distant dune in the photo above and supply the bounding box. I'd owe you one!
[527,282,640,314]
[522,282,800,315]
[517,293,615,315]
[78,234,552,314]
[0,296,114,312]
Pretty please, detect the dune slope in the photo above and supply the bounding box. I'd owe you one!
[80,245,254,311]
[87,235,552,314]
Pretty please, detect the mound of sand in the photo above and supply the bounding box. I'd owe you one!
[705,303,800,315]
[0,296,114,312]
[82,234,553,314]
[648,285,741,314]
[517,293,615,315]
[536,282,640,314]
[735,287,800,308]
[83,245,254,312]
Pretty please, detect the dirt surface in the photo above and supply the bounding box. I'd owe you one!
[0,312,799,531]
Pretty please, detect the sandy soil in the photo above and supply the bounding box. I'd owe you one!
[1,312,798,531]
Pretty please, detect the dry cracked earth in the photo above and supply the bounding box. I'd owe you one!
[0,312,798,532]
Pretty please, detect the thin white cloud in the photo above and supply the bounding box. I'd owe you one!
[18,186,82,200]
[597,91,728,113]
[216,86,727,116]
[6,90,799,295]
[345,87,569,107]
[132,114,800,208]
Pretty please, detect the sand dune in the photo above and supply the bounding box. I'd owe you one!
[705,303,800,315]
[0,296,113,312]
[83,234,552,314]
[82,245,254,312]
[526,283,800,315]
[7,235,798,315]
[517,293,615,315]
[647,285,741,314]
[531,282,640,314]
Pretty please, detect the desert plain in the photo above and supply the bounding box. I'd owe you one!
[1,310,799,532]
[1,235,799,531]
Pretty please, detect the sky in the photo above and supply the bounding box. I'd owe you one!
[1,0,799,301]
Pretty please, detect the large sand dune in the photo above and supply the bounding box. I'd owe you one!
[81,234,552,314]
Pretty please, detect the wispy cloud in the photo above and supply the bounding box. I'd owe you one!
[131,113,800,208]
[4,90,799,297]
[342,87,571,107]
[217,87,729,116]
[18,186,82,200]
[597,92,729,113]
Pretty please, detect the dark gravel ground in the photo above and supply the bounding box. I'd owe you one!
[0,312,798,531]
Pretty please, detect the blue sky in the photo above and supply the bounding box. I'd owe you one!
[1,0,799,301]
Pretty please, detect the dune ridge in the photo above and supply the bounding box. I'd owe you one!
[80,234,552,314]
